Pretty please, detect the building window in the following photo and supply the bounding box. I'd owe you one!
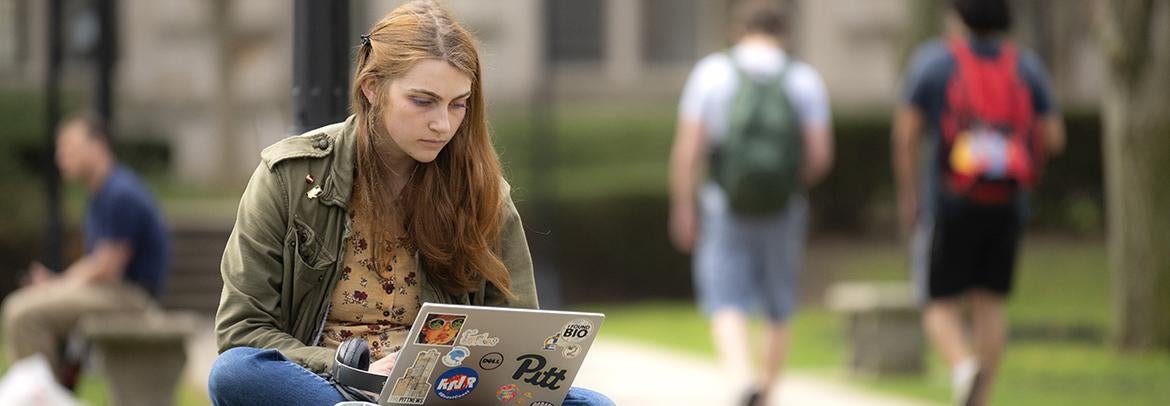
[545,0,603,64]
[642,0,696,64]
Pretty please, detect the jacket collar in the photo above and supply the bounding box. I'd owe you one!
[318,115,358,208]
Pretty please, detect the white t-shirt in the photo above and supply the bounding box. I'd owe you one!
[678,43,831,212]
[679,43,830,143]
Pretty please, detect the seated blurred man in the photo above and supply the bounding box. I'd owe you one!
[2,113,170,388]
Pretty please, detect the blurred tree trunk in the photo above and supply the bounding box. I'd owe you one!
[1095,0,1170,351]
[899,0,943,69]
[212,0,239,181]
[989,1,1085,102]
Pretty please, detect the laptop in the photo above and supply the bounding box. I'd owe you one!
[376,303,605,406]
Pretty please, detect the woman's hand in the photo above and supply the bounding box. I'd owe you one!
[368,351,399,375]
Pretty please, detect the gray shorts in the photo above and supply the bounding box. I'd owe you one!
[693,186,808,322]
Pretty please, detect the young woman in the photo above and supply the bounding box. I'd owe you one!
[207,2,613,405]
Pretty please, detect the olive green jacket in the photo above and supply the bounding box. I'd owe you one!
[215,116,538,373]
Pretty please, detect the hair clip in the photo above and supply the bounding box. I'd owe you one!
[360,34,371,46]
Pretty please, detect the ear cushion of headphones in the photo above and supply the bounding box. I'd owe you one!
[337,338,371,371]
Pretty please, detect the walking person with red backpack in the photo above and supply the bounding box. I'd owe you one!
[670,1,833,404]
[893,0,1066,404]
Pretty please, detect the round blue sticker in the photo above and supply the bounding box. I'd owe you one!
[434,367,479,400]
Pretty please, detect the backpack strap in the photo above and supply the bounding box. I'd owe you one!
[950,38,1020,77]
[724,49,746,80]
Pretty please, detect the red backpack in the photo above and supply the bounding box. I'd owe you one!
[940,38,1044,205]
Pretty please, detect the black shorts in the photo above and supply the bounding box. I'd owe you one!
[920,200,1023,300]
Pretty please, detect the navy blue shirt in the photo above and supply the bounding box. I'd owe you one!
[901,37,1057,217]
[85,165,170,297]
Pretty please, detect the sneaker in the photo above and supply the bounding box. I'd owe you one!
[951,358,980,406]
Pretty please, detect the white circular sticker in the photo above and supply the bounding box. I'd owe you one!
[558,319,593,344]
[561,344,582,359]
[442,346,470,367]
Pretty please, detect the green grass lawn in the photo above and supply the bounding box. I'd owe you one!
[74,375,210,406]
[586,239,1170,405]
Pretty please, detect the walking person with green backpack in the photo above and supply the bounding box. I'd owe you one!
[669,2,833,404]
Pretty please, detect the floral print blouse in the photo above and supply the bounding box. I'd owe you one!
[319,205,421,360]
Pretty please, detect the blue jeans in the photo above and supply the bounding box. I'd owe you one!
[209,347,614,406]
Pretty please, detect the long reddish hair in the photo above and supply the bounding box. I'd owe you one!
[351,0,509,297]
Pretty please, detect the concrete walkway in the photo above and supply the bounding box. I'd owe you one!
[573,338,936,406]
[183,316,935,405]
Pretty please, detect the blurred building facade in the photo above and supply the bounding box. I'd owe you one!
[0,0,1103,183]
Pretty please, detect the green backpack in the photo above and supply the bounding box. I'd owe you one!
[710,53,804,216]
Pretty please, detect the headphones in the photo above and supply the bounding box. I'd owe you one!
[332,338,389,393]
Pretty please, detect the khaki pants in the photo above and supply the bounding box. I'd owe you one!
[1,281,152,370]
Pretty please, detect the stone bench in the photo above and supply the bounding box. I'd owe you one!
[79,310,197,406]
[826,282,924,376]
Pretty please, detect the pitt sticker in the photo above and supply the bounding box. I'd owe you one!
[479,352,504,370]
[460,328,501,347]
[561,344,581,359]
[530,402,556,406]
[496,384,519,402]
[434,367,479,400]
[442,346,470,367]
[512,354,569,390]
[386,349,441,404]
[416,313,466,346]
[559,319,593,344]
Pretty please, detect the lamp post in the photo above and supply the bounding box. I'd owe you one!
[93,0,116,125]
[42,0,63,272]
[292,0,351,133]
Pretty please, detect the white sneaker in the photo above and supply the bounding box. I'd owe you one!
[951,358,980,406]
